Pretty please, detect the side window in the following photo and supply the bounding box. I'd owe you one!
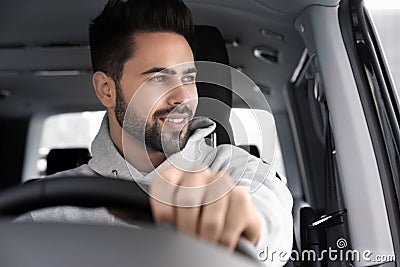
[360,0,400,183]
[230,108,286,176]
[365,0,400,93]
[345,0,400,258]
[37,111,106,176]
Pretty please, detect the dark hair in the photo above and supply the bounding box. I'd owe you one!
[89,0,194,83]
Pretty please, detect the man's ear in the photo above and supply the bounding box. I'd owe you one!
[92,71,116,108]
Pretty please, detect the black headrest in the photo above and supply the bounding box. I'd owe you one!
[191,26,230,68]
[191,25,234,145]
[46,148,91,175]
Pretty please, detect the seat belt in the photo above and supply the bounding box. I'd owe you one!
[299,73,352,267]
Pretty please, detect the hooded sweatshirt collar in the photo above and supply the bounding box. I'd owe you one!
[88,114,216,183]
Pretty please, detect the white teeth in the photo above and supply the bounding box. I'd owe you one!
[166,118,184,123]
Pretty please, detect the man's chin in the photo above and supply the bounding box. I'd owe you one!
[161,133,190,154]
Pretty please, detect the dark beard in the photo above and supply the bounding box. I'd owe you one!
[114,84,192,155]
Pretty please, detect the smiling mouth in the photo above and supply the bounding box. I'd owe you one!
[159,113,190,130]
[164,117,186,123]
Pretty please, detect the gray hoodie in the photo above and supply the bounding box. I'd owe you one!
[17,115,293,266]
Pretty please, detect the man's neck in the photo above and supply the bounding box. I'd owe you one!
[109,117,166,173]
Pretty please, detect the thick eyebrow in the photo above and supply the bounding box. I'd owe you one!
[182,67,197,75]
[141,67,176,75]
[140,67,197,76]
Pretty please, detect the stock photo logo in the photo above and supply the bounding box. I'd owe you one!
[258,238,395,264]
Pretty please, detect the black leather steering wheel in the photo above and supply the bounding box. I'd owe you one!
[0,175,263,264]
[0,176,153,221]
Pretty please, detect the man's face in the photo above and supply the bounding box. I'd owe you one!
[114,32,198,155]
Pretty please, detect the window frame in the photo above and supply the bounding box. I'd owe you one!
[340,0,400,263]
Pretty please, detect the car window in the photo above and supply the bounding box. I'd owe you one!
[347,0,400,258]
[230,108,286,176]
[364,0,400,93]
[37,111,105,175]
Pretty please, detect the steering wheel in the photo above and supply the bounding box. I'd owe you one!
[0,176,153,220]
[0,176,259,266]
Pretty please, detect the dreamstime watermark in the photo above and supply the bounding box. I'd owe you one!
[258,238,396,263]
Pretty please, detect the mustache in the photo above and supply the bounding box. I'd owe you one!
[153,105,193,119]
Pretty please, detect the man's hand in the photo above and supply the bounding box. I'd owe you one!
[149,165,262,250]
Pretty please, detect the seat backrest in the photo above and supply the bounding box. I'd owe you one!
[46,148,91,175]
[191,25,235,145]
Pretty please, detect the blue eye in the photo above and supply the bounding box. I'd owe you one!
[182,75,196,83]
[149,76,167,82]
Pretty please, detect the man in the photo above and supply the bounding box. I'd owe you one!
[18,0,293,265]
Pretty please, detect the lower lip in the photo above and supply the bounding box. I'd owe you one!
[160,118,188,131]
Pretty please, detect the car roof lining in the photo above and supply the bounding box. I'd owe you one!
[0,0,338,118]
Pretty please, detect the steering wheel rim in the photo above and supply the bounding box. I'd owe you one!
[0,176,153,221]
[0,175,264,263]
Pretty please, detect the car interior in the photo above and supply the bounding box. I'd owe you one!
[0,0,399,266]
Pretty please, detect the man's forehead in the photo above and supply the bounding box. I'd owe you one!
[123,32,195,75]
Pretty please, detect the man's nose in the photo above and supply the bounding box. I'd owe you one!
[166,84,193,106]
